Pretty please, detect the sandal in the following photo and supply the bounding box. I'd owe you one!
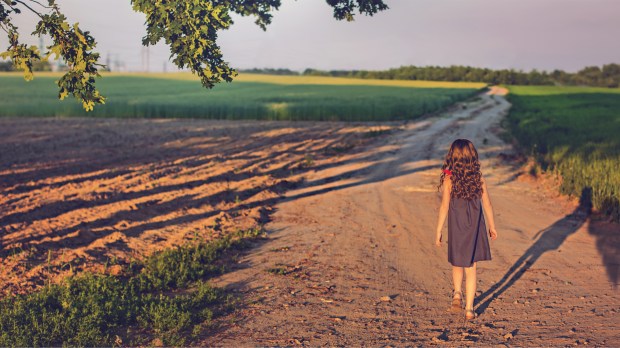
[450,290,463,312]
[465,308,477,320]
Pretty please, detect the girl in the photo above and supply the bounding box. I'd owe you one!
[435,139,498,320]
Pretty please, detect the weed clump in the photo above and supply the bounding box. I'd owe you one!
[505,86,620,222]
[0,227,264,346]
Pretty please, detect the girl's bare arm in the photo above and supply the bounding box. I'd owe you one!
[481,177,498,240]
[435,176,451,246]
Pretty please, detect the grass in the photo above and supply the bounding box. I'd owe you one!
[505,85,620,221]
[0,227,265,347]
[0,72,485,121]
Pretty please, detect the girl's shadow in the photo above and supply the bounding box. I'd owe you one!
[476,187,592,315]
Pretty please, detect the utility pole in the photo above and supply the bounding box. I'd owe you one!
[114,54,121,72]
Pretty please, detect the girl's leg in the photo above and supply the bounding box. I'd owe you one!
[464,262,477,311]
[452,266,464,296]
[451,266,464,310]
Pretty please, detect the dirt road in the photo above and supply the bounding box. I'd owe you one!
[206,88,619,346]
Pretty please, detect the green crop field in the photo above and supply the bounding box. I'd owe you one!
[505,85,620,221]
[0,72,485,121]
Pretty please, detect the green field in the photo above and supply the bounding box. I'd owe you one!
[0,72,485,121]
[505,85,620,221]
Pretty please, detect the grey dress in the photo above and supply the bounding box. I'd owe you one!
[448,197,492,267]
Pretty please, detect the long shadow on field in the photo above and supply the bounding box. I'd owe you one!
[0,124,292,192]
[0,120,345,190]
[0,121,342,216]
[475,188,592,314]
[0,141,315,228]
[1,120,406,262]
[16,150,434,254]
[1,143,395,246]
[587,213,620,288]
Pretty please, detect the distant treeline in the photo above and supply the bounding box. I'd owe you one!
[303,64,620,88]
[238,68,298,75]
[241,64,620,87]
[4,61,620,87]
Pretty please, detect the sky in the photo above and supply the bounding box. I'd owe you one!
[2,0,619,73]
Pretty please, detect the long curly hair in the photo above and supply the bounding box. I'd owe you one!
[438,139,483,200]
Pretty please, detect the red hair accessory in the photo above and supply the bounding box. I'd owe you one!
[442,169,452,176]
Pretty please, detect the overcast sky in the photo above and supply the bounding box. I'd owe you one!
[2,0,619,73]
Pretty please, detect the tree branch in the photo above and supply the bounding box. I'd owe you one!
[28,0,54,9]
[13,0,44,18]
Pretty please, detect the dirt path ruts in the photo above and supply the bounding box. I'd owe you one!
[206,88,619,346]
[0,119,395,297]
